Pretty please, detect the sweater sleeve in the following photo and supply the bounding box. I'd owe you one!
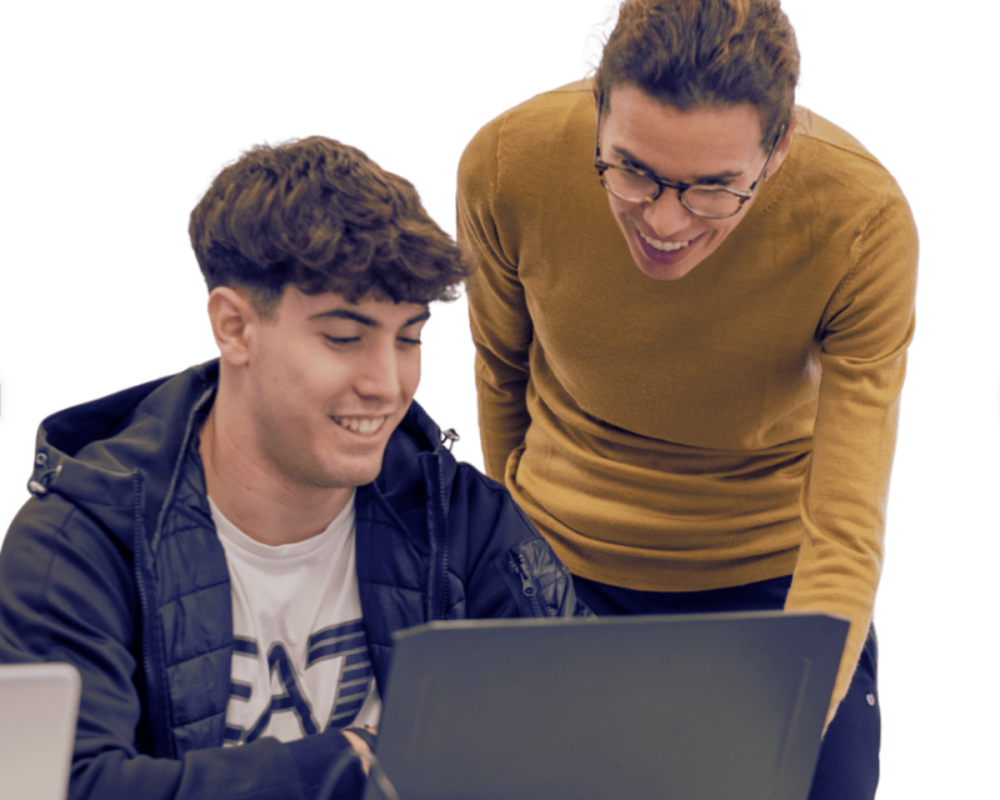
[0,499,365,800]
[457,114,534,482]
[784,176,918,720]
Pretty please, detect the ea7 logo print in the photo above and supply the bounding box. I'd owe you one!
[224,619,373,744]
[308,619,373,728]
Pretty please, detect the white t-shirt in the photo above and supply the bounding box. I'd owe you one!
[210,493,381,745]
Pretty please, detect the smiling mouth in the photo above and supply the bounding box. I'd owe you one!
[331,416,387,436]
[637,229,695,252]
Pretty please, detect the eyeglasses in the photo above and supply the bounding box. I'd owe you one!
[594,101,784,220]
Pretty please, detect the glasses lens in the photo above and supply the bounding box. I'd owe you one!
[601,167,657,203]
[682,188,742,218]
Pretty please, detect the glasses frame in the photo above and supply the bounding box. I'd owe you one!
[593,96,784,220]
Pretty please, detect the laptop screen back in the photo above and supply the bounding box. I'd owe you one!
[363,612,847,800]
[0,662,80,800]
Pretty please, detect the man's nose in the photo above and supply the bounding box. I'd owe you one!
[642,187,695,236]
[356,341,400,399]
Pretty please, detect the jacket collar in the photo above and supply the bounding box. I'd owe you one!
[30,360,455,553]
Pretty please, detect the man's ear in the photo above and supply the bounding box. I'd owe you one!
[207,287,258,367]
[765,113,798,180]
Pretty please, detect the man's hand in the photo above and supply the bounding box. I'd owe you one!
[341,726,378,776]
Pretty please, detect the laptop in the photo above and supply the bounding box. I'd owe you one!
[0,662,81,800]
[363,611,848,800]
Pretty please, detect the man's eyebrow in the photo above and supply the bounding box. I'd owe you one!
[610,145,745,183]
[405,309,432,326]
[309,307,432,327]
[310,308,378,325]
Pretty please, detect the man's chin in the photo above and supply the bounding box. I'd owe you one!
[631,249,704,281]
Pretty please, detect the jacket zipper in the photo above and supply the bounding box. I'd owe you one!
[510,553,546,617]
[436,450,451,620]
[131,473,172,757]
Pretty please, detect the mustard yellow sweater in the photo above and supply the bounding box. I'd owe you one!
[458,81,918,713]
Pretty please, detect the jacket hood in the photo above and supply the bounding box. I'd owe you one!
[27,360,455,552]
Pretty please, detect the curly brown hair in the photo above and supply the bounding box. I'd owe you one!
[189,136,469,315]
[595,0,799,146]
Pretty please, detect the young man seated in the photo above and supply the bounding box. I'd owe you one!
[0,136,584,800]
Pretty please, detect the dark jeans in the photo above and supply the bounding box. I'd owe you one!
[572,574,880,800]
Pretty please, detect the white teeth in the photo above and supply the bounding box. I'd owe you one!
[332,416,386,436]
[639,230,692,252]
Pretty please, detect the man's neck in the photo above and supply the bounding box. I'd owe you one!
[198,405,353,547]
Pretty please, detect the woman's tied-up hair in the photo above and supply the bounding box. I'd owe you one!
[595,0,800,147]
[189,136,469,316]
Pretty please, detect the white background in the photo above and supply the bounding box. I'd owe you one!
[1,1,996,796]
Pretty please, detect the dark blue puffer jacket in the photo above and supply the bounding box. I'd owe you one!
[0,361,585,800]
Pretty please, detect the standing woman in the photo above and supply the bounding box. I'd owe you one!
[458,1,917,797]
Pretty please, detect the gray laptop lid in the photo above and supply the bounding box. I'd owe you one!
[363,611,847,800]
[0,662,81,800]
